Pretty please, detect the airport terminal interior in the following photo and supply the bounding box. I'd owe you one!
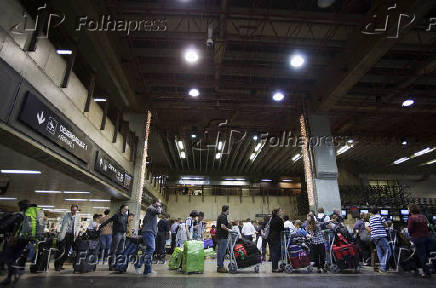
[1,0,436,287]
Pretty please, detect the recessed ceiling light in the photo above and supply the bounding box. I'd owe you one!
[402,99,414,107]
[184,49,199,63]
[290,54,305,68]
[94,98,107,102]
[215,153,222,159]
[177,140,184,150]
[191,134,197,138]
[188,88,200,97]
[65,198,88,201]
[35,190,61,194]
[272,91,285,102]
[89,199,111,202]
[0,197,17,200]
[347,139,354,144]
[393,157,409,165]
[56,49,72,55]
[180,152,186,159]
[1,170,41,174]
[252,135,258,141]
[63,191,90,194]
[401,141,408,145]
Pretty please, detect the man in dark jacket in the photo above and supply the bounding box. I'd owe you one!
[155,216,169,262]
[135,199,162,275]
[99,204,129,269]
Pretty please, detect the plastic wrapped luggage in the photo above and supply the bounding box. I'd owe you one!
[204,248,214,258]
[73,238,100,273]
[332,243,359,270]
[235,239,261,269]
[288,245,310,269]
[113,238,140,273]
[168,247,183,270]
[182,240,204,273]
[204,239,214,249]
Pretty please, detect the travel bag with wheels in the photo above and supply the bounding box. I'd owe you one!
[73,231,100,273]
[182,240,204,273]
[113,237,141,273]
[168,247,183,270]
[288,245,310,269]
[30,237,52,273]
[204,239,214,249]
[234,239,261,269]
[331,234,359,271]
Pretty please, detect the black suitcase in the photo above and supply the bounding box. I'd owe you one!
[73,238,100,273]
[30,238,51,273]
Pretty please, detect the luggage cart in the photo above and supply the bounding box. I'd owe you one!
[280,230,313,273]
[227,231,260,274]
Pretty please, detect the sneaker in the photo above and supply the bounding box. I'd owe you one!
[135,267,142,275]
[217,267,228,273]
[378,269,387,274]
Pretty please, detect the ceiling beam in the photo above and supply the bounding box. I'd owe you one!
[312,0,436,112]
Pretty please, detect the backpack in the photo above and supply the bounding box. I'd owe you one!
[21,207,44,239]
[261,219,271,240]
[316,215,327,223]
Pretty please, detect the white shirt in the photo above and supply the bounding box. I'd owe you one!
[241,222,256,236]
[317,213,330,222]
[284,220,295,230]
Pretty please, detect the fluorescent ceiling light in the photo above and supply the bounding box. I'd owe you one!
[191,134,197,138]
[0,197,17,200]
[35,190,61,194]
[272,91,285,102]
[336,144,353,155]
[93,206,110,209]
[393,157,409,165]
[217,141,223,151]
[1,170,41,174]
[177,140,184,150]
[63,191,90,194]
[56,49,72,55]
[215,153,222,159]
[250,153,256,160]
[261,179,272,182]
[290,54,305,68]
[89,199,111,202]
[423,159,436,165]
[180,151,186,159]
[402,99,414,107]
[347,139,354,144]
[413,147,435,157]
[94,98,107,102]
[65,198,88,201]
[252,135,258,141]
[188,88,199,97]
[292,154,302,162]
[402,141,408,145]
[181,176,203,180]
[184,49,199,63]
[282,179,293,182]
[255,143,262,152]
[38,205,54,208]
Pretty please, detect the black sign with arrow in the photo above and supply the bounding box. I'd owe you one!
[18,92,92,163]
[95,151,133,191]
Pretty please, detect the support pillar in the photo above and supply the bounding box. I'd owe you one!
[301,113,341,215]
[124,111,152,234]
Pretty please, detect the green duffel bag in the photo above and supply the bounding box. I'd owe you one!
[168,247,183,270]
[182,240,204,273]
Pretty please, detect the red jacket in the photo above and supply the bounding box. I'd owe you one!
[408,214,430,239]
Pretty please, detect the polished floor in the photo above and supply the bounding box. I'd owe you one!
[9,261,436,288]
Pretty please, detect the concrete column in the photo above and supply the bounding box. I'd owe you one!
[301,113,341,215]
[124,111,152,233]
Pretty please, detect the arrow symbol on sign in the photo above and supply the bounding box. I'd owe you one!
[36,111,46,125]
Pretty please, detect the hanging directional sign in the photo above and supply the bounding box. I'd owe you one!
[95,151,133,191]
[18,92,92,163]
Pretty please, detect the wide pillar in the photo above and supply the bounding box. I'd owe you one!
[124,111,152,234]
[301,113,341,215]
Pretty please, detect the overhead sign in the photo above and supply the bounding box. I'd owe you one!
[19,92,91,163]
[95,151,132,191]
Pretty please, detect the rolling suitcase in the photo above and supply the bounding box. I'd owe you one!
[204,239,214,249]
[73,238,99,273]
[168,247,183,270]
[30,238,52,273]
[182,240,204,273]
[113,238,140,273]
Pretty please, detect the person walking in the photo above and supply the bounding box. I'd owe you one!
[408,204,434,278]
[241,218,256,242]
[368,207,391,273]
[54,204,81,271]
[268,208,284,272]
[99,204,129,270]
[98,209,112,263]
[307,214,327,273]
[135,199,162,276]
[216,205,231,273]
[170,218,181,253]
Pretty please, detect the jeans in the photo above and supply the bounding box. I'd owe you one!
[374,237,391,271]
[109,233,125,267]
[135,231,156,274]
[216,238,228,268]
[412,235,434,275]
[55,233,75,269]
[99,234,112,261]
[269,240,281,270]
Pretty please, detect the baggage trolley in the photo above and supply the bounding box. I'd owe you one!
[280,230,313,273]
[227,231,260,274]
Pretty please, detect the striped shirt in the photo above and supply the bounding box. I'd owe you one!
[308,225,325,245]
[369,214,387,240]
